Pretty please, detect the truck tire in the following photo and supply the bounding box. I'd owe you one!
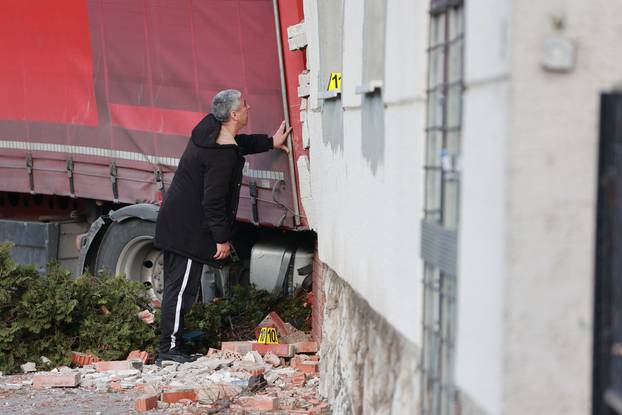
[94,219,163,301]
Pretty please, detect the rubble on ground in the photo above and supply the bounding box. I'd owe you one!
[0,312,329,414]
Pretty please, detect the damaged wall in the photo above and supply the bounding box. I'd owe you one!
[303,0,427,350]
[299,0,427,412]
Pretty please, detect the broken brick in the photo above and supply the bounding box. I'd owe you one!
[127,350,149,364]
[292,341,318,354]
[291,356,320,375]
[135,394,159,412]
[255,312,291,339]
[252,343,294,357]
[221,350,243,361]
[291,372,306,387]
[280,324,313,344]
[263,351,281,367]
[160,389,197,403]
[137,309,154,324]
[71,351,100,366]
[94,360,132,372]
[238,395,279,411]
[232,361,266,377]
[221,341,253,355]
[33,372,81,389]
[109,380,123,392]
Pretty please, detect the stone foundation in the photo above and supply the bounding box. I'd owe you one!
[317,263,420,414]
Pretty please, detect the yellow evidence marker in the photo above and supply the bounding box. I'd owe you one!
[257,327,279,344]
[327,72,342,91]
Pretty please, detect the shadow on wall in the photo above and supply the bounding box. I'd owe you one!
[361,90,385,174]
[321,99,344,153]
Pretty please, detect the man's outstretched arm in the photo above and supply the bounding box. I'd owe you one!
[235,121,292,154]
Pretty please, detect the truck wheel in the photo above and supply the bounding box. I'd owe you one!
[94,219,163,301]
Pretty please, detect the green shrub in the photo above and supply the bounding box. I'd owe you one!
[0,242,156,374]
[0,242,311,374]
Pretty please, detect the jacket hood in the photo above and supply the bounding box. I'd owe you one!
[190,113,222,148]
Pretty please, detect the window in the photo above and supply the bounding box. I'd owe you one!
[421,1,464,414]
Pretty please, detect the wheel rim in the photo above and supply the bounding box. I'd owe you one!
[115,236,163,301]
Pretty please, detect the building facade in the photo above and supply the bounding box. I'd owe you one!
[295,0,622,413]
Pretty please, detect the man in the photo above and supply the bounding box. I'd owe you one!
[154,89,291,364]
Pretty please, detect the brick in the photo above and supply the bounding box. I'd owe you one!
[292,341,318,354]
[255,312,291,339]
[291,356,319,375]
[291,372,306,387]
[298,70,310,86]
[33,372,81,389]
[263,351,281,367]
[287,22,305,39]
[71,351,100,366]
[160,389,197,404]
[221,341,253,355]
[135,394,159,412]
[127,350,149,364]
[252,343,294,357]
[232,361,266,377]
[94,360,131,372]
[110,380,123,392]
[137,309,154,324]
[238,395,278,411]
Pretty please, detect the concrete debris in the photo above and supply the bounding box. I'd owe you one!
[263,351,282,367]
[20,362,36,373]
[243,350,264,364]
[40,356,51,365]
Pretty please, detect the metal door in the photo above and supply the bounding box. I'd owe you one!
[593,92,622,415]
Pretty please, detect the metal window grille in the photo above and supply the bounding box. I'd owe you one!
[421,3,464,415]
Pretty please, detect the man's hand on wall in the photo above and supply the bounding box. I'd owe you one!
[214,242,231,260]
[272,121,292,153]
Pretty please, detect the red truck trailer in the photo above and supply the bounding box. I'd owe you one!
[0,0,312,300]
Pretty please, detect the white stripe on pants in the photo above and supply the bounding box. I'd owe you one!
[170,258,192,349]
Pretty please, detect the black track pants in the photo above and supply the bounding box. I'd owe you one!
[159,250,203,352]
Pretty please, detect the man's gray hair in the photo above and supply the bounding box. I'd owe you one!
[211,89,242,122]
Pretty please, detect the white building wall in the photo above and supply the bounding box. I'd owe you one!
[305,0,429,346]
[455,0,511,413]
[504,1,622,414]
[303,0,622,413]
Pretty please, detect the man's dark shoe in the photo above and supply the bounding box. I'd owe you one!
[156,348,199,366]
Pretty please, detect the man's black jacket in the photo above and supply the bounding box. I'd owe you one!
[154,113,273,265]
